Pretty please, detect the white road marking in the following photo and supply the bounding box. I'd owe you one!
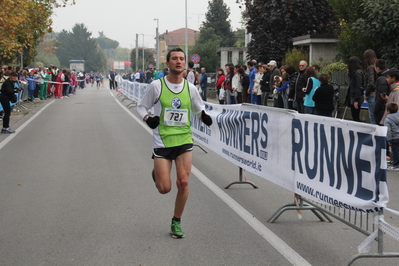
[0,100,55,151]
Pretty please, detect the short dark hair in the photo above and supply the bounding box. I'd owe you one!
[386,69,399,81]
[166,48,185,62]
[312,65,320,71]
[386,102,399,113]
[285,66,296,76]
[188,61,194,68]
[319,74,329,84]
[375,59,386,71]
[247,61,255,67]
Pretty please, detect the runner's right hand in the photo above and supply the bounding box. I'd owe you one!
[146,116,160,129]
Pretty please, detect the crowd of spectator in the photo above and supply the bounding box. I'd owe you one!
[0,64,107,134]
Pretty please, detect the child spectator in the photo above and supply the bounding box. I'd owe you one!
[312,74,334,117]
[384,102,399,170]
[380,70,399,124]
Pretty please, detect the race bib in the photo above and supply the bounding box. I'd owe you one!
[164,108,188,126]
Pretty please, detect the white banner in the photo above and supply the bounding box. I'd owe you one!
[191,102,389,213]
[122,80,389,212]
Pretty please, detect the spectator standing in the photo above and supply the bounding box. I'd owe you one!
[0,72,19,134]
[55,69,64,99]
[200,67,207,101]
[35,67,43,98]
[268,60,282,107]
[259,65,271,106]
[146,69,153,84]
[346,56,365,122]
[384,102,399,171]
[364,49,378,124]
[312,74,335,117]
[153,68,159,80]
[380,70,399,124]
[247,61,257,104]
[275,66,296,109]
[374,59,391,125]
[63,70,70,97]
[288,61,308,113]
[303,67,320,114]
[253,65,262,105]
[27,70,36,101]
[224,63,235,104]
[39,67,48,100]
[183,61,200,86]
[215,68,225,104]
[239,67,249,104]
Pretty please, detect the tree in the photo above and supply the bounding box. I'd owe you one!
[130,48,155,71]
[189,28,221,72]
[244,0,339,64]
[0,0,74,65]
[326,0,375,62]
[95,32,119,50]
[352,0,399,68]
[56,23,106,72]
[203,0,235,47]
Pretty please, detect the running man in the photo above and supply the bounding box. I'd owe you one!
[137,48,212,239]
[95,72,101,89]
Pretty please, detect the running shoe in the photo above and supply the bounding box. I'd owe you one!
[170,220,185,239]
[387,166,399,171]
[1,128,15,134]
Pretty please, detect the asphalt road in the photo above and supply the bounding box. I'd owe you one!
[0,82,398,266]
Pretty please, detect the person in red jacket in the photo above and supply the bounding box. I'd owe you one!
[55,70,65,99]
[215,68,225,104]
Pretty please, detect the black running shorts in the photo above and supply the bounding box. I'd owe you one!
[152,144,193,160]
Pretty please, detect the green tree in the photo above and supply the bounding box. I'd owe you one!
[95,31,119,50]
[326,0,374,62]
[352,0,399,68]
[189,28,221,72]
[130,48,155,71]
[1,0,74,65]
[56,23,107,72]
[244,0,339,64]
[203,0,235,47]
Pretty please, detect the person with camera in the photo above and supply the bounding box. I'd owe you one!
[0,72,20,134]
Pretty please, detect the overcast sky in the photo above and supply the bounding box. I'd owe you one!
[51,0,244,49]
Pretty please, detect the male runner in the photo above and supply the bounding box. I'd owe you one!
[137,48,212,238]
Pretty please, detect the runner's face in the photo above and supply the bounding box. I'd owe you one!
[166,52,185,74]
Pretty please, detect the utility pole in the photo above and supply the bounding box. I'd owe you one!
[135,34,138,71]
[141,34,145,71]
[185,0,188,59]
[154,18,159,70]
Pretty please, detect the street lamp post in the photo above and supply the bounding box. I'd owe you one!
[135,34,139,71]
[141,34,145,71]
[185,0,188,59]
[154,18,159,70]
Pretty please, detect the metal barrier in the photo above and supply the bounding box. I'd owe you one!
[269,195,399,265]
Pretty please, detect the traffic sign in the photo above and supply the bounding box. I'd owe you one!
[190,54,201,64]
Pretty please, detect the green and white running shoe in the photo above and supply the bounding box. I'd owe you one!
[170,220,185,239]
